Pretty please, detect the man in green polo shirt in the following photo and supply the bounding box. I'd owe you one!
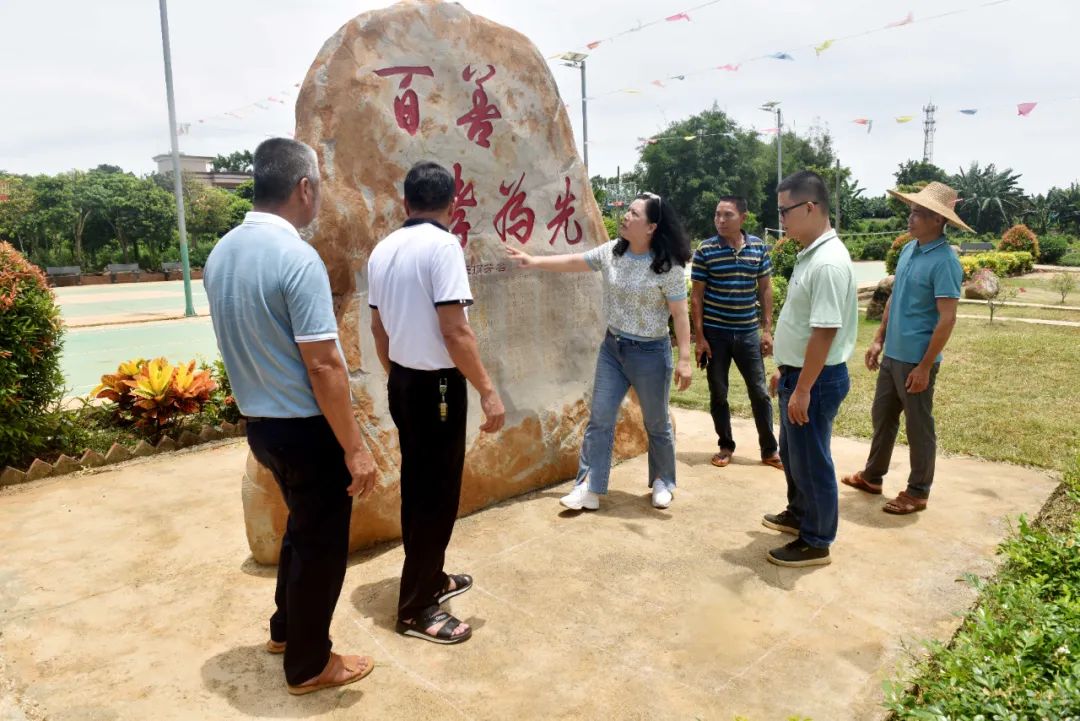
[762,171,858,568]
[841,182,967,515]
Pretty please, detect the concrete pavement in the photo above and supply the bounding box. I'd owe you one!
[0,409,1057,720]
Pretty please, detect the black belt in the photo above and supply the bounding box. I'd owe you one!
[777,365,801,375]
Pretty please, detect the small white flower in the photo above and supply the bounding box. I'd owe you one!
[1055,646,1070,657]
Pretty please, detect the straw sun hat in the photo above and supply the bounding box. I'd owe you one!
[886,181,974,233]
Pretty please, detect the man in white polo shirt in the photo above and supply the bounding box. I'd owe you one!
[368,161,505,645]
[762,170,858,568]
[204,138,375,695]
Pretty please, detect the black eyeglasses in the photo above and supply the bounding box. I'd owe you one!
[640,192,663,222]
[778,200,813,218]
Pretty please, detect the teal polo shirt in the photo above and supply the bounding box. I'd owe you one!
[884,236,963,365]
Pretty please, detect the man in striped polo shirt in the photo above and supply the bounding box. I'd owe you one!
[691,196,782,471]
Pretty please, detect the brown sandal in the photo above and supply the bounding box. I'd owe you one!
[266,639,286,654]
[883,491,928,515]
[841,471,883,495]
[711,451,732,468]
[761,455,784,471]
[287,653,374,696]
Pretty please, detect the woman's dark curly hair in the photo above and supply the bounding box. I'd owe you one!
[613,192,692,274]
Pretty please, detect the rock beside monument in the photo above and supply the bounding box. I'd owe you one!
[866,275,895,321]
[964,268,1000,300]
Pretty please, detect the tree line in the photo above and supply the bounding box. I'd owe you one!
[0,158,253,272]
[591,105,1080,243]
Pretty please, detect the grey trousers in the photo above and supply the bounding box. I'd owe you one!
[862,356,940,499]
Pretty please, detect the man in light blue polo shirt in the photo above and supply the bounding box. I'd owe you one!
[842,182,967,516]
[204,138,376,695]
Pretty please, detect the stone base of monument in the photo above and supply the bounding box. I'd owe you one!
[243,400,661,565]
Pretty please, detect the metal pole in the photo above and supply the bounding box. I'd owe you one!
[776,107,783,235]
[580,60,589,173]
[158,0,195,317]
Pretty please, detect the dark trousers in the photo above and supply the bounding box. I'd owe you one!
[703,327,778,457]
[388,362,467,621]
[862,357,940,499]
[246,415,352,686]
[778,364,850,548]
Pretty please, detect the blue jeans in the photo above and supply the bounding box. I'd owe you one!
[777,364,850,548]
[577,331,676,494]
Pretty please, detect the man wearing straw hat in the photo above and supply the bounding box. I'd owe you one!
[841,181,969,515]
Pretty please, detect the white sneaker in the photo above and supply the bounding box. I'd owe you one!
[651,481,673,509]
[560,483,600,511]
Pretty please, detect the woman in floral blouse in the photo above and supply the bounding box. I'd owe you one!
[506,192,693,510]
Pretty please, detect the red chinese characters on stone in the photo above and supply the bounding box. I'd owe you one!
[546,176,583,245]
[451,162,477,248]
[374,66,435,136]
[493,173,535,245]
[456,64,502,149]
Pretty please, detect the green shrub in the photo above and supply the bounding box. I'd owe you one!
[860,237,892,261]
[603,216,619,240]
[844,233,892,260]
[0,241,66,468]
[1040,234,1074,265]
[1061,252,1080,268]
[769,237,799,280]
[884,498,1080,719]
[771,275,788,324]
[885,233,913,274]
[999,223,1040,259]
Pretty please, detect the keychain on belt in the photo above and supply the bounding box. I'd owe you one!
[438,377,448,423]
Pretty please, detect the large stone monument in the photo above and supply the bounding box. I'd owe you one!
[242,0,649,564]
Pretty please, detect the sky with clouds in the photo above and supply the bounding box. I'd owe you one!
[1,0,1077,197]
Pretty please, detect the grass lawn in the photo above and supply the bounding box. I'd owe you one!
[671,317,1080,471]
[1004,273,1080,306]
[953,302,1080,323]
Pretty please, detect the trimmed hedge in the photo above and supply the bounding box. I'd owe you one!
[959,251,1034,280]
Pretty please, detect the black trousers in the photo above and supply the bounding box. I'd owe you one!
[246,415,352,686]
[703,327,778,457]
[388,362,467,621]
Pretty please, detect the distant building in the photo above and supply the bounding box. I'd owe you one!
[152,153,250,191]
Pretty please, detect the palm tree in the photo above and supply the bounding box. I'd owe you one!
[1047,183,1080,235]
[952,162,1025,235]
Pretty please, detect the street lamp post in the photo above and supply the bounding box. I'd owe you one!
[158,0,196,317]
[760,101,783,235]
[558,52,590,173]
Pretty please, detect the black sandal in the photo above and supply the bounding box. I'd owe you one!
[435,573,473,605]
[396,610,473,645]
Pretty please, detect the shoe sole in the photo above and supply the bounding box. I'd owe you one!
[761,518,799,535]
[396,626,473,645]
[766,553,832,568]
[652,498,672,509]
[435,584,472,606]
[287,657,374,695]
[560,498,599,511]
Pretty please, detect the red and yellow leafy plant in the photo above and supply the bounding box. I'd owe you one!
[93,357,216,434]
[999,223,1040,259]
